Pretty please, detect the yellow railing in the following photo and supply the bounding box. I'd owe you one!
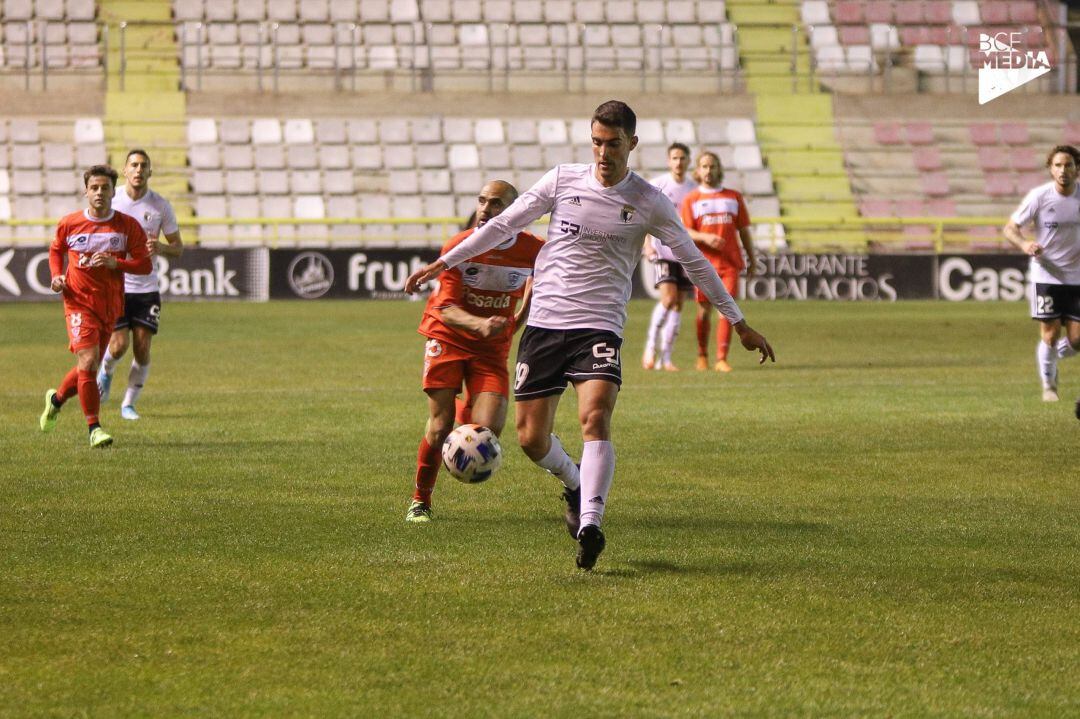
[1,215,1010,253]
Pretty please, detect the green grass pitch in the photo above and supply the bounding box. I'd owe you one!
[1,299,1077,717]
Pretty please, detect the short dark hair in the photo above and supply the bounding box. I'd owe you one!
[1046,144,1080,168]
[126,148,151,164]
[592,100,636,137]
[83,164,118,188]
[668,142,691,157]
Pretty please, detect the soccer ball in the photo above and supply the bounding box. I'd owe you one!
[441,424,502,483]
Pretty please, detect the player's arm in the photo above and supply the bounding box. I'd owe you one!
[737,196,755,275]
[153,229,184,258]
[154,203,184,257]
[94,220,153,274]
[1005,190,1041,256]
[48,223,67,292]
[440,304,509,339]
[406,169,558,293]
[652,200,774,363]
[513,278,533,334]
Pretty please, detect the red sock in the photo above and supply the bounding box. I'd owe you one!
[716,319,732,361]
[57,367,80,403]
[77,369,100,425]
[455,397,472,425]
[413,437,442,504]
[696,314,710,357]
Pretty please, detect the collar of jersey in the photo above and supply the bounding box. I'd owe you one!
[83,208,115,223]
[698,184,725,193]
[588,164,634,192]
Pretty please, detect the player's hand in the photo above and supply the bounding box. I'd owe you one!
[89,252,117,269]
[745,261,757,278]
[50,275,66,292]
[734,321,775,364]
[148,239,160,255]
[477,316,509,339]
[709,237,726,251]
[1022,241,1042,257]
[405,261,447,294]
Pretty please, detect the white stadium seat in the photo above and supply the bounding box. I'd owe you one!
[73,117,104,144]
[416,144,449,169]
[537,119,568,145]
[251,119,283,144]
[448,144,480,169]
[727,118,757,145]
[283,119,315,144]
[474,119,505,145]
[294,195,326,218]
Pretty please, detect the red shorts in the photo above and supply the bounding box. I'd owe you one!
[422,338,509,398]
[65,309,110,354]
[694,264,741,304]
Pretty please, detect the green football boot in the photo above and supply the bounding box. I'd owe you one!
[89,427,113,448]
[39,389,60,432]
[405,500,433,523]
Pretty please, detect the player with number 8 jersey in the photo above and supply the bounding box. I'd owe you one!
[39,165,151,447]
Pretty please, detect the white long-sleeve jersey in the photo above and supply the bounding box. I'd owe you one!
[439,163,744,336]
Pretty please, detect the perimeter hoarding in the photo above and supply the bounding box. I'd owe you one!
[0,247,269,302]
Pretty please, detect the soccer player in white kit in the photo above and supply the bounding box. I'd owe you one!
[642,142,697,371]
[97,149,184,420]
[1004,145,1080,404]
[406,101,775,570]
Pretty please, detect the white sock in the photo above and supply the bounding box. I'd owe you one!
[1037,341,1057,389]
[1056,336,1077,359]
[101,348,119,376]
[660,308,681,365]
[534,434,580,491]
[123,360,149,407]
[579,440,615,531]
[644,303,667,360]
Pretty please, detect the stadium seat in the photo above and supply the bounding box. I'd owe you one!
[664,119,696,144]
[75,143,105,166]
[999,122,1030,145]
[801,0,830,26]
[195,195,227,217]
[259,170,289,194]
[253,145,285,169]
[1011,150,1041,172]
[984,173,1015,197]
[978,146,1010,171]
[286,144,318,170]
[920,173,950,197]
[480,145,511,169]
[450,0,480,22]
[346,119,378,144]
[67,0,96,20]
[474,119,505,145]
[952,1,981,25]
[912,147,942,171]
[542,145,574,167]
[323,170,354,194]
[391,195,422,219]
[732,145,763,170]
[41,142,73,170]
[416,144,448,169]
[904,122,934,145]
[73,118,104,144]
[283,119,315,144]
[872,121,902,145]
[537,119,568,145]
[351,145,382,170]
[45,170,76,195]
[451,169,483,194]
[388,170,419,194]
[326,195,358,218]
[969,123,999,145]
[443,118,473,144]
[225,170,258,194]
[727,118,756,145]
[221,119,252,144]
[378,119,410,144]
[448,144,480,170]
[697,118,728,145]
[384,144,417,169]
[511,144,543,169]
[294,194,326,219]
[317,145,350,169]
[749,196,780,218]
[12,144,42,169]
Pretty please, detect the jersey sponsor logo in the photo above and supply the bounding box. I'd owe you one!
[559,219,581,237]
[464,289,511,309]
[692,197,740,219]
[287,251,334,298]
[67,232,126,254]
[591,342,621,369]
[458,262,531,291]
[701,215,735,226]
[620,205,635,223]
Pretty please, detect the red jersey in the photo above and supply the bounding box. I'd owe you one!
[49,209,152,325]
[680,186,751,271]
[418,228,544,357]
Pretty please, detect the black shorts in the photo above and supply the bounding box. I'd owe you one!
[513,326,623,400]
[654,259,694,291]
[115,291,162,334]
[1031,283,1080,321]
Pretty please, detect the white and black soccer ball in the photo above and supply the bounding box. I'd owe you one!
[441,424,502,483]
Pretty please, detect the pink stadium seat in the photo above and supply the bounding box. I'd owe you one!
[1018,171,1048,189]
[839,25,870,44]
[864,0,892,23]
[835,1,863,24]
[900,27,932,45]
[984,173,1015,197]
[969,123,998,145]
[873,121,902,145]
[1065,122,1080,145]
[894,199,926,217]
[925,199,957,217]
[860,198,892,216]
[978,146,1010,171]
[894,2,922,24]
[980,2,1009,24]
[913,147,942,171]
[905,122,934,145]
[1011,150,1041,172]
[1010,1,1038,24]
[924,2,953,24]
[921,173,951,197]
[999,122,1030,145]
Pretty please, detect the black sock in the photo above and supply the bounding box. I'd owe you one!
[51,395,63,409]
[88,422,100,434]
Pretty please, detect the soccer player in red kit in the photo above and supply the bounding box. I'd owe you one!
[39,165,151,447]
[406,180,544,522]
[680,151,757,372]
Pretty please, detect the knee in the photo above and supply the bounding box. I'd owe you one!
[517,425,549,461]
[425,417,454,447]
[579,407,611,440]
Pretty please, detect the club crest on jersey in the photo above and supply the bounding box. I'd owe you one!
[144,211,154,223]
[620,205,635,223]
[425,339,443,358]
[109,235,121,248]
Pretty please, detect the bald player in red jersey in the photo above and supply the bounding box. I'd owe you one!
[680,151,756,372]
[39,165,151,448]
[406,180,544,522]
